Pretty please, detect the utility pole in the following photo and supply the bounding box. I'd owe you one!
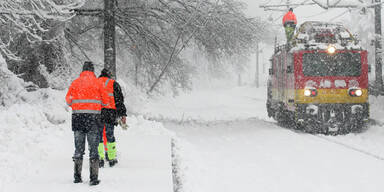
[374,0,383,94]
[72,1,117,78]
[255,42,260,88]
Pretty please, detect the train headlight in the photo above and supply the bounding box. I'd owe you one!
[355,89,363,96]
[349,88,363,97]
[304,89,317,97]
[327,45,336,54]
[304,89,311,97]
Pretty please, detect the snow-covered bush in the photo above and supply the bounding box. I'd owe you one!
[0,55,30,107]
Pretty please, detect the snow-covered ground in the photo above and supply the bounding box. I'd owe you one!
[166,119,384,192]
[0,87,174,192]
[146,85,384,192]
[2,72,384,192]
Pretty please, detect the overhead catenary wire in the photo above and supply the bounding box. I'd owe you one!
[329,9,350,21]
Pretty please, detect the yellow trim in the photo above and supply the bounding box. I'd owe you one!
[296,89,368,104]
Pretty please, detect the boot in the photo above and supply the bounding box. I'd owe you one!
[99,159,105,168]
[73,159,83,183]
[89,159,100,186]
[109,159,118,167]
[107,142,118,167]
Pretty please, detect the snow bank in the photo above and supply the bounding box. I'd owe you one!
[0,89,69,191]
[0,71,195,192]
[0,55,32,107]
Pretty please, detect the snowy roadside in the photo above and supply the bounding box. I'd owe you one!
[0,89,69,190]
[0,52,199,191]
[0,86,191,191]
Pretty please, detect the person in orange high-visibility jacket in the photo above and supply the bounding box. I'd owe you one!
[97,68,127,168]
[65,61,109,186]
[282,8,297,43]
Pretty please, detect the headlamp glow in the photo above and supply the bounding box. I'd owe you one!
[355,89,363,97]
[327,45,336,54]
[304,89,311,97]
[349,88,363,97]
[304,89,317,97]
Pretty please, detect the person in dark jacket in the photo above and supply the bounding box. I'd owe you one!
[66,61,109,185]
[97,68,127,167]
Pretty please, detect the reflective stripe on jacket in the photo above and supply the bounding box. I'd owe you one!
[99,77,116,109]
[282,11,297,25]
[66,71,109,114]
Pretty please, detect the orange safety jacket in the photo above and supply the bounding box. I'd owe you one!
[99,77,116,109]
[66,71,109,114]
[282,11,297,26]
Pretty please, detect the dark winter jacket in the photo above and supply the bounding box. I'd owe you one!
[99,71,127,125]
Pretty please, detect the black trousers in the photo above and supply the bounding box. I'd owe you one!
[72,114,103,160]
[99,123,116,143]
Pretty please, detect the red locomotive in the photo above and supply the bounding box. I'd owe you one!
[267,21,369,134]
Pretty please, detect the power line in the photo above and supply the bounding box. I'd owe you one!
[329,9,350,21]
[302,10,328,19]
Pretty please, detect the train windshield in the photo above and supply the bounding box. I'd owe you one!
[302,52,361,76]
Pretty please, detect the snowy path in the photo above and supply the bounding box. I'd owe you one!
[0,87,175,192]
[166,119,384,192]
[6,132,173,192]
[5,132,173,192]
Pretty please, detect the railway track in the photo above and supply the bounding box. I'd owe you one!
[265,119,384,162]
[312,134,384,161]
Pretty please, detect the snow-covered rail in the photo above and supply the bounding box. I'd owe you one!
[269,119,384,162]
[313,134,384,161]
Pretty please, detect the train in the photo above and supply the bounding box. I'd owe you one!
[266,21,369,134]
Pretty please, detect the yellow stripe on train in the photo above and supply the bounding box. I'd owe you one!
[295,89,368,104]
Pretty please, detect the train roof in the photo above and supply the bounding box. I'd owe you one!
[275,21,362,54]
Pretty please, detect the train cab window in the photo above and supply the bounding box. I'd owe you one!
[302,52,361,76]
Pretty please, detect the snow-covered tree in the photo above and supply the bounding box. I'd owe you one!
[113,0,267,93]
[0,0,85,88]
[1,0,268,93]
[0,0,84,55]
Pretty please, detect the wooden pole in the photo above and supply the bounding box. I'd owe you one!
[374,0,383,94]
[104,0,116,78]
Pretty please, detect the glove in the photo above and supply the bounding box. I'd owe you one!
[118,116,128,130]
[121,116,126,124]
